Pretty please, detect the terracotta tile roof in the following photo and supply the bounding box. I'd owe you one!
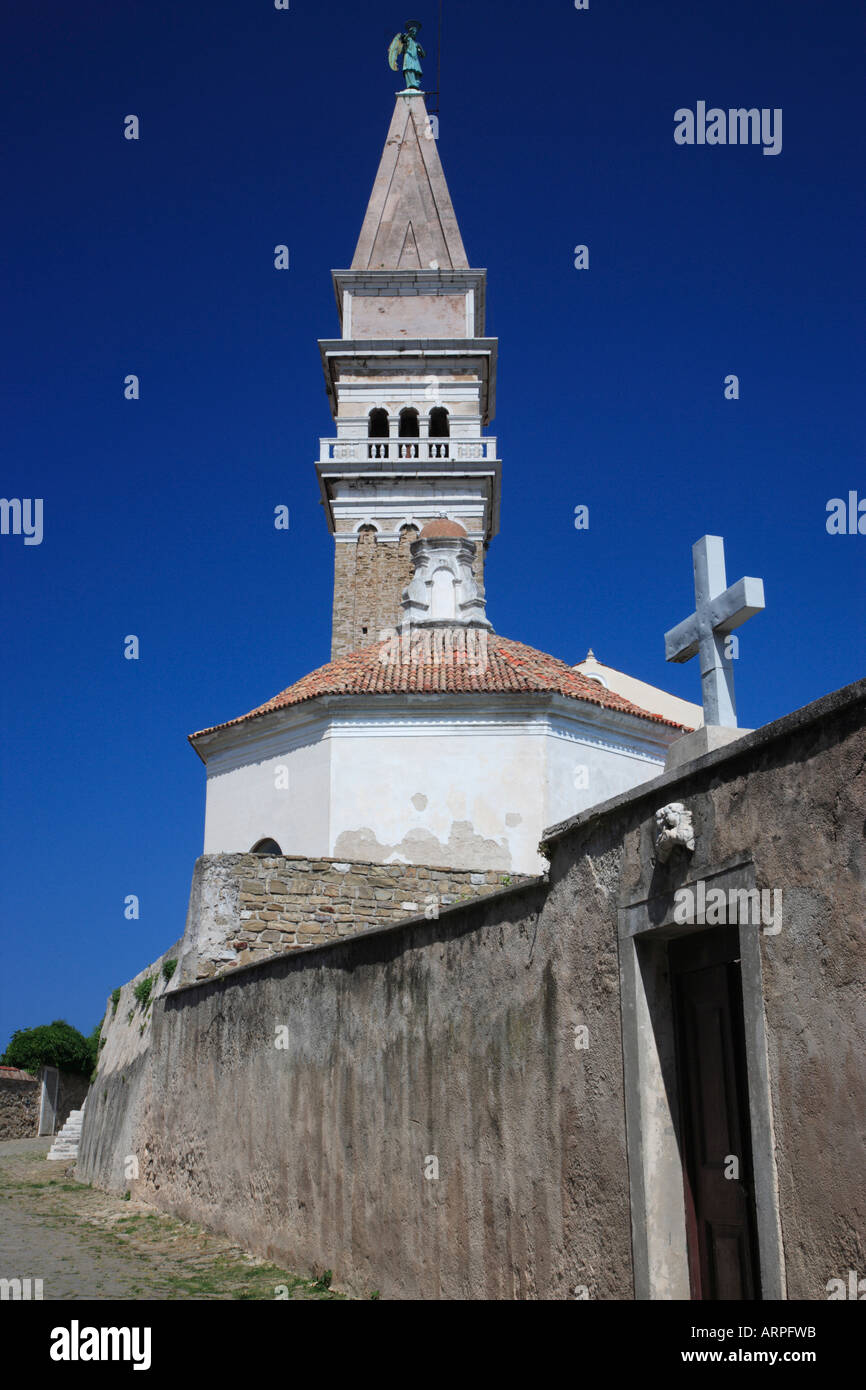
[190,634,685,744]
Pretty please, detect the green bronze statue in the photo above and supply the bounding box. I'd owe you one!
[388,20,425,92]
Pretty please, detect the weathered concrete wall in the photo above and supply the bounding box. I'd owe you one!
[78,681,866,1299]
[545,677,866,1301]
[0,1069,40,1138]
[106,875,633,1300]
[78,940,182,1192]
[176,852,530,982]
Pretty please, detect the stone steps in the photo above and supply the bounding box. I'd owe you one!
[46,1100,86,1161]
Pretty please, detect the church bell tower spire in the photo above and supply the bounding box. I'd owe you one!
[315,89,502,660]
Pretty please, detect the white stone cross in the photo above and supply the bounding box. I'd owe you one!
[664,535,765,727]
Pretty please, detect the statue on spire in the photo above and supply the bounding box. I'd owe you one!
[388,20,425,92]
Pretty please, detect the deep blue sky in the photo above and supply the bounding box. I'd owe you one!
[2,0,863,1046]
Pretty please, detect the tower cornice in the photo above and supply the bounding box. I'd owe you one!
[317,338,499,424]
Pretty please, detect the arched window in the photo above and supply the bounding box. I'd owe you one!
[429,407,450,437]
[251,838,282,855]
[368,408,389,438]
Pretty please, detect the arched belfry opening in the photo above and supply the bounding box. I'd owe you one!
[367,408,389,460]
[429,406,450,458]
[368,408,388,437]
[398,408,419,459]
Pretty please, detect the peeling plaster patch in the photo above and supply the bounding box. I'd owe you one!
[334,820,512,871]
[333,827,381,860]
[446,820,510,868]
[411,793,428,811]
[505,813,522,827]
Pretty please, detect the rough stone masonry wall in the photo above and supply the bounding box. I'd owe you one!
[175,852,531,984]
[0,1068,90,1139]
[77,681,865,1299]
[331,526,418,659]
[0,1070,40,1139]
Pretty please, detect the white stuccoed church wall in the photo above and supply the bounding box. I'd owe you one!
[326,715,546,870]
[201,698,678,874]
[543,706,669,834]
[203,719,331,860]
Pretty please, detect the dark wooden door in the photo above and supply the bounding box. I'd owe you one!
[670,927,761,1300]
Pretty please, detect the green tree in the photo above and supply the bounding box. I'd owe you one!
[1,1019,99,1076]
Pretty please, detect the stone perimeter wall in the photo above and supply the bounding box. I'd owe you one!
[0,1068,91,1139]
[0,1071,40,1139]
[176,852,530,983]
[77,682,866,1299]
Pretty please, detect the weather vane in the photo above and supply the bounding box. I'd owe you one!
[388,19,425,92]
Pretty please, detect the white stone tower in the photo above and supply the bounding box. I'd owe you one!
[316,91,502,658]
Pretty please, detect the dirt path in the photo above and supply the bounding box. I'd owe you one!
[0,1139,345,1300]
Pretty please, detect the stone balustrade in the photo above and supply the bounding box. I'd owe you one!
[319,437,497,464]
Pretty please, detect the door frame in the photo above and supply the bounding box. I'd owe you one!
[618,855,786,1300]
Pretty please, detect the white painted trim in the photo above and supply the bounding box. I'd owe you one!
[197,688,677,772]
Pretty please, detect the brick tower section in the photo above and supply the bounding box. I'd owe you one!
[332,526,417,658]
[331,527,486,659]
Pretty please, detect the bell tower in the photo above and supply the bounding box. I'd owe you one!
[315,91,502,659]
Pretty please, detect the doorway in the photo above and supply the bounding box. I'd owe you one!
[669,927,761,1300]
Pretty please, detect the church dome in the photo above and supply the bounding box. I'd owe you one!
[418,518,468,539]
